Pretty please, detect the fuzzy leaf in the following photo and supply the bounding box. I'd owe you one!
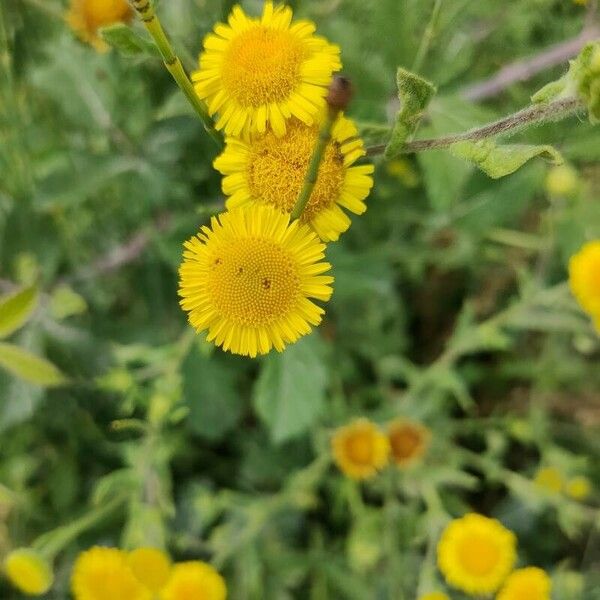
[450,139,563,178]
[0,286,39,339]
[0,343,67,387]
[99,23,160,58]
[253,334,328,444]
[385,68,436,158]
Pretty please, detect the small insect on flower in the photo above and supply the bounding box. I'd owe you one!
[178,205,333,357]
[127,547,172,593]
[161,561,226,600]
[569,240,600,327]
[437,513,517,596]
[331,418,390,480]
[214,114,374,242]
[66,0,133,52]
[71,547,151,600]
[387,418,430,468]
[192,1,341,137]
[4,548,54,596]
[496,567,552,600]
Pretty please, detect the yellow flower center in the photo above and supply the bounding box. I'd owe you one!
[222,26,305,106]
[208,238,300,326]
[457,534,500,576]
[247,121,345,220]
[345,433,374,465]
[389,425,422,461]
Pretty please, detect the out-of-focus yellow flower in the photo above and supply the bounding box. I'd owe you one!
[565,476,592,500]
[71,547,151,600]
[331,418,390,480]
[192,1,341,138]
[4,548,53,596]
[573,0,589,7]
[386,158,420,187]
[66,0,133,52]
[213,114,374,242]
[387,418,430,468]
[418,593,450,600]
[569,240,600,321]
[496,567,552,600]
[534,466,563,494]
[160,561,226,600]
[545,164,579,197]
[128,547,172,593]
[437,513,517,596]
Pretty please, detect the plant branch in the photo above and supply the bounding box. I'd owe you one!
[366,96,583,156]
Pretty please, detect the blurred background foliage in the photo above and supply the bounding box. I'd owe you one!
[1,0,600,597]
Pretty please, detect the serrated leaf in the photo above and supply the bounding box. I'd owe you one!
[253,334,328,444]
[99,23,160,58]
[0,285,39,339]
[0,343,67,387]
[385,68,436,158]
[450,139,563,179]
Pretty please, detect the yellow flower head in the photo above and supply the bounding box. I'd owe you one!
[160,561,226,600]
[71,547,152,600]
[331,418,390,480]
[128,547,172,593]
[4,548,53,596]
[545,164,579,197]
[387,418,430,468]
[214,114,374,242]
[178,205,333,357]
[66,0,133,52]
[569,240,600,318]
[192,1,341,137]
[418,593,450,600]
[566,475,592,500]
[437,513,517,596]
[533,466,563,494]
[496,567,552,600]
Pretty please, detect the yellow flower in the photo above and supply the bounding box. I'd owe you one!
[533,466,563,494]
[565,476,592,500]
[66,0,133,52]
[387,418,430,468]
[496,567,552,600]
[331,418,390,480]
[71,547,151,600]
[4,548,53,596]
[437,513,517,596]
[192,1,341,138]
[569,240,600,318]
[128,547,172,593]
[418,593,450,600]
[214,114,374,242]
[160,561,226,600]
[545,165,578,197]
[178,205,333,357]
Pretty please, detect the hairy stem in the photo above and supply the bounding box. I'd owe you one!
[129,0,223,148]
[412,0,444,73]
[367,96,583,156]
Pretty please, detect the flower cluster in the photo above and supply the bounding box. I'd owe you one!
[534,465,592,501]
[178,2,374,356]
[569,240,600,333]
[437,513,552,599]
[331,417,431,480]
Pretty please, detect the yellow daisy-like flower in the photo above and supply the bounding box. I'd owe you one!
[128,547,172,593]
[66,0,133,52]
[4,548,53,596]
[437,513,517,596]
[387,418,430,468]
[418,593,450,600]
[71,547,151,600]
[178,205,333,357]
[160,561,226,600]
[192,1,341,137]
[566,476,592,500]
[533,466,563,494]
[331,418,390,480]
[569,240,600,319]
[214,114,374,242]
[496,567,552,600]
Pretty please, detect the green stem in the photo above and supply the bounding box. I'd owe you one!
[412,0,444,73]
[290,109,337,220]
[367,96,584,156]
[129,0,223,148]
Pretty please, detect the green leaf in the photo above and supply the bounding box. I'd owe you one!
[450,139,563,179]
[253,334,328,444]
[49,284,88,320]
[385,68,436,158]
[99,23,161,58]
[0,285,39,339]
[0,343,67,387]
